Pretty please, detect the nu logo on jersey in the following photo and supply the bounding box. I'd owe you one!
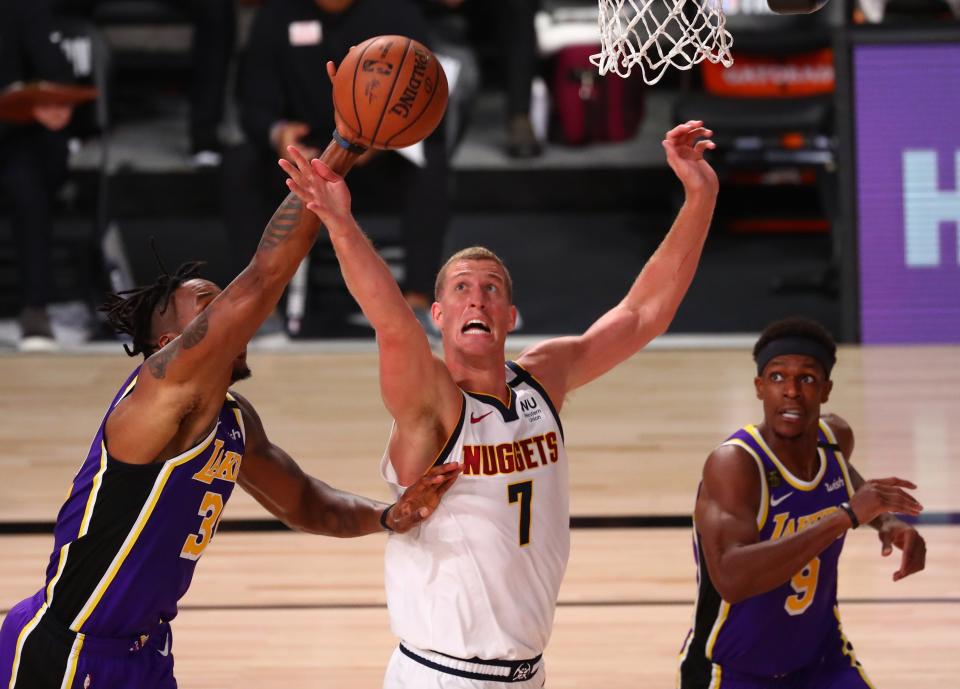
[519,396,543,422]
[771,505,839,540]
[462,432,560,477]
[192,439,242,485]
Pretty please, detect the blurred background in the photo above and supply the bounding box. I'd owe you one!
[2,0,959,351]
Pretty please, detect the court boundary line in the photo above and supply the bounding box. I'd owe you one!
[1,512,955,535]
[3,597,957,617]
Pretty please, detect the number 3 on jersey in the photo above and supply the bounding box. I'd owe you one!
[180,491,224,561]
[508,480,533,547]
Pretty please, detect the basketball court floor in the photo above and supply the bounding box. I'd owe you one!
[1,343,957,687]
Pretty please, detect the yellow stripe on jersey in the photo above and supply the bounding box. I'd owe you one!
[705,600,730,661]
[49,443,114,604]
[45,543,70,606]
[820,420,856,500]
[69,426,218,631]
[78,444,108,538]
[59,633,85,689]
[8,602,47,689]
[114,376,139,408]
[720,439,769,530]
[834,606,876,688]
[745,425,825,491]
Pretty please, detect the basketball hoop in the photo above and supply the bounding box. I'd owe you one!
[591,0,734,85]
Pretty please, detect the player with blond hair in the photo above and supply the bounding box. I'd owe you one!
[282,119,719,687]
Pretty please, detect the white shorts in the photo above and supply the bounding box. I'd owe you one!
[383,644,547,689]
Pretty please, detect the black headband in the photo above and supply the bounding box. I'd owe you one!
[755,337,834,377]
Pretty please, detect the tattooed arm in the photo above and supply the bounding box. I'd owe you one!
[106,146,357,464]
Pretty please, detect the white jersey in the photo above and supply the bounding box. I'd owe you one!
[381,361,570,661]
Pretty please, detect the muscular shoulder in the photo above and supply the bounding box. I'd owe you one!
[821,413,855,460]
[700,443,762,515]
[515,337,578,410]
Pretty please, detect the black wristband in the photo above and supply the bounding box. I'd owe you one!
[379,503,395,532]
[839,502,859,529]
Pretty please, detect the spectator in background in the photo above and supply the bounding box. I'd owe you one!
[433,0,542,158]
[55,0,235,165]
[230,0,451,330]
[0,0,76,352]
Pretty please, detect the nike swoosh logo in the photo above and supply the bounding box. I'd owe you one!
[158,633,170,657]
[470,411,494,424]
[770,492,794,507]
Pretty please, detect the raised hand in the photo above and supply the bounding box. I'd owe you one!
[662,120,719,196]
[385,462,462,533]
[878,520,927,582]
[278,146,353,226]
[849,477,923,526]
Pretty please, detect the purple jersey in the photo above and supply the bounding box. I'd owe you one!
[41,367,245,637]
[679,419,859,685]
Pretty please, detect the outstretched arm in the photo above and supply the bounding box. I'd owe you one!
[281,151,463,485]
[234,394,461,536]
[108,145,359,463]
[696,443,923,603]
[517,121,718,406]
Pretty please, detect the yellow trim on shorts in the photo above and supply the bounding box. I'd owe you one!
[833,606,876,688]
[70,426,218,631]
[8,602,47,689]
[708,662,723,689]
[59,633,85,689]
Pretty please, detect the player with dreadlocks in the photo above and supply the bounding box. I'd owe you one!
[0,147,460,689]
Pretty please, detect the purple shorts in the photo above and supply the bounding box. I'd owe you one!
[714,661,875,689]
[0,590,176,689]
[679,622,875,689]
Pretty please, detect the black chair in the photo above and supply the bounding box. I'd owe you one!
[672,10,840,295]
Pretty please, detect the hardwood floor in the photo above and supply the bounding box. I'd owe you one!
[1,346,956,687]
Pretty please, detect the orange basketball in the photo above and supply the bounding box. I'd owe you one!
[332,35,448,150]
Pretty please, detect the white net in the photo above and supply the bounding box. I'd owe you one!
[591,0,734,85]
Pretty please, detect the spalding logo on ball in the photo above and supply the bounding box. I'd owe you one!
[333,35,449,150]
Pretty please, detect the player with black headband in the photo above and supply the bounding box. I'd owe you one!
[678,317,927,689]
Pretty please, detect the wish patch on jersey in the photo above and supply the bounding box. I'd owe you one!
[678,420,864,686]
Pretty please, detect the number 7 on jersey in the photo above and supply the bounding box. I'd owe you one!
[508,480,533,546]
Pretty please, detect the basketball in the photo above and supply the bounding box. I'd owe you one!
[332,35,449,150]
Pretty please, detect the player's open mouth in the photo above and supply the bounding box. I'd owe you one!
[462,320,491,334]
[780,409,803,421]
